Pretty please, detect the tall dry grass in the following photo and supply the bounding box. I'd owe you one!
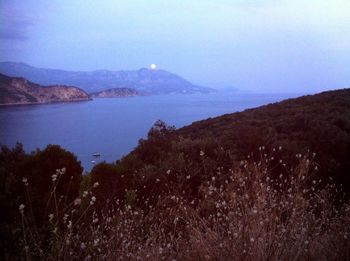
[18,151,350,260]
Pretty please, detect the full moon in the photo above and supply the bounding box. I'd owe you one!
[150,64,157,70]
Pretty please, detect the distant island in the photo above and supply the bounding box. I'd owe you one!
[0,62,214,95]
[91,87,139,98]
[0,73,90,105]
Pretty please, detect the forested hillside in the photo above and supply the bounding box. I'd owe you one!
[118,88,350,194]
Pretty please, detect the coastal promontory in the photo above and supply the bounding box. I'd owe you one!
[0,73,90,105]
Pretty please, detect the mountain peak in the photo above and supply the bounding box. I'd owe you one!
[0,62,215,94]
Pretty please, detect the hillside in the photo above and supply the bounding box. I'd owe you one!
[91,87,139,98]
[0,62,214,94]
[1,89,350,259]
[0,73,90,105]
[119,88,350,193]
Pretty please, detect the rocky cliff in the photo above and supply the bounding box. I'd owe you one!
[0,73,90,105]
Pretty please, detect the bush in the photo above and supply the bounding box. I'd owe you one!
[13,149,350,260]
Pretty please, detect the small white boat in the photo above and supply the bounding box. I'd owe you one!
[91,160,96,164]
[92,152,101,157]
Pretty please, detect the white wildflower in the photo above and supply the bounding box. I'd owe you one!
[74,198,82,206]
[22,177,28,186]
[51,174,57,182]
[90,196,96,205]
[93,182,99,188]
[200,150,205,156]
[19,204,25,214]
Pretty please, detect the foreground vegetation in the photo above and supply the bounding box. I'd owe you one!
[2,145,350,260]
[1,89,350,260]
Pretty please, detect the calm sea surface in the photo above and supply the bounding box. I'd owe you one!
[0,92,301,171]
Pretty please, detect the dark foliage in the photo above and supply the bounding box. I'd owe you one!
[90,162,131,207]
[177,89,350,192]
[0,144,83,259]
[108,89,350,208]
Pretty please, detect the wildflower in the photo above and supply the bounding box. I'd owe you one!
[80,242,86,249]
[83,191,88,198]
[279,146,282,150]
[67,220,72,229]
[186,175,191,179]
[93,218,99,223]
[90,196,96,205]
[250,237,255,243]
[51,174,57,182]
[93,182,99,188]
[48,213,54,222]
[156,178,160,183]
[200,150,205,156]
[22,177,28,186]
[74,198,81,206]
[19,204,25,214]
[74,198,82,206]
[166,169,171,175]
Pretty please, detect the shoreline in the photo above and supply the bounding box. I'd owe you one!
[0,98,92,107]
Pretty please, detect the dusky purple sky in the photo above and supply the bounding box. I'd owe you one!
[0,0,349,92]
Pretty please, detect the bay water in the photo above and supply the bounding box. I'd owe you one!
[0,92,301,171]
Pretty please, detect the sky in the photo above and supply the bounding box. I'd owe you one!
[0,0,349,92]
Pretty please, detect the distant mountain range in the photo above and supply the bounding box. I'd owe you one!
[0,73,90,105]
[0,62,214,95]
